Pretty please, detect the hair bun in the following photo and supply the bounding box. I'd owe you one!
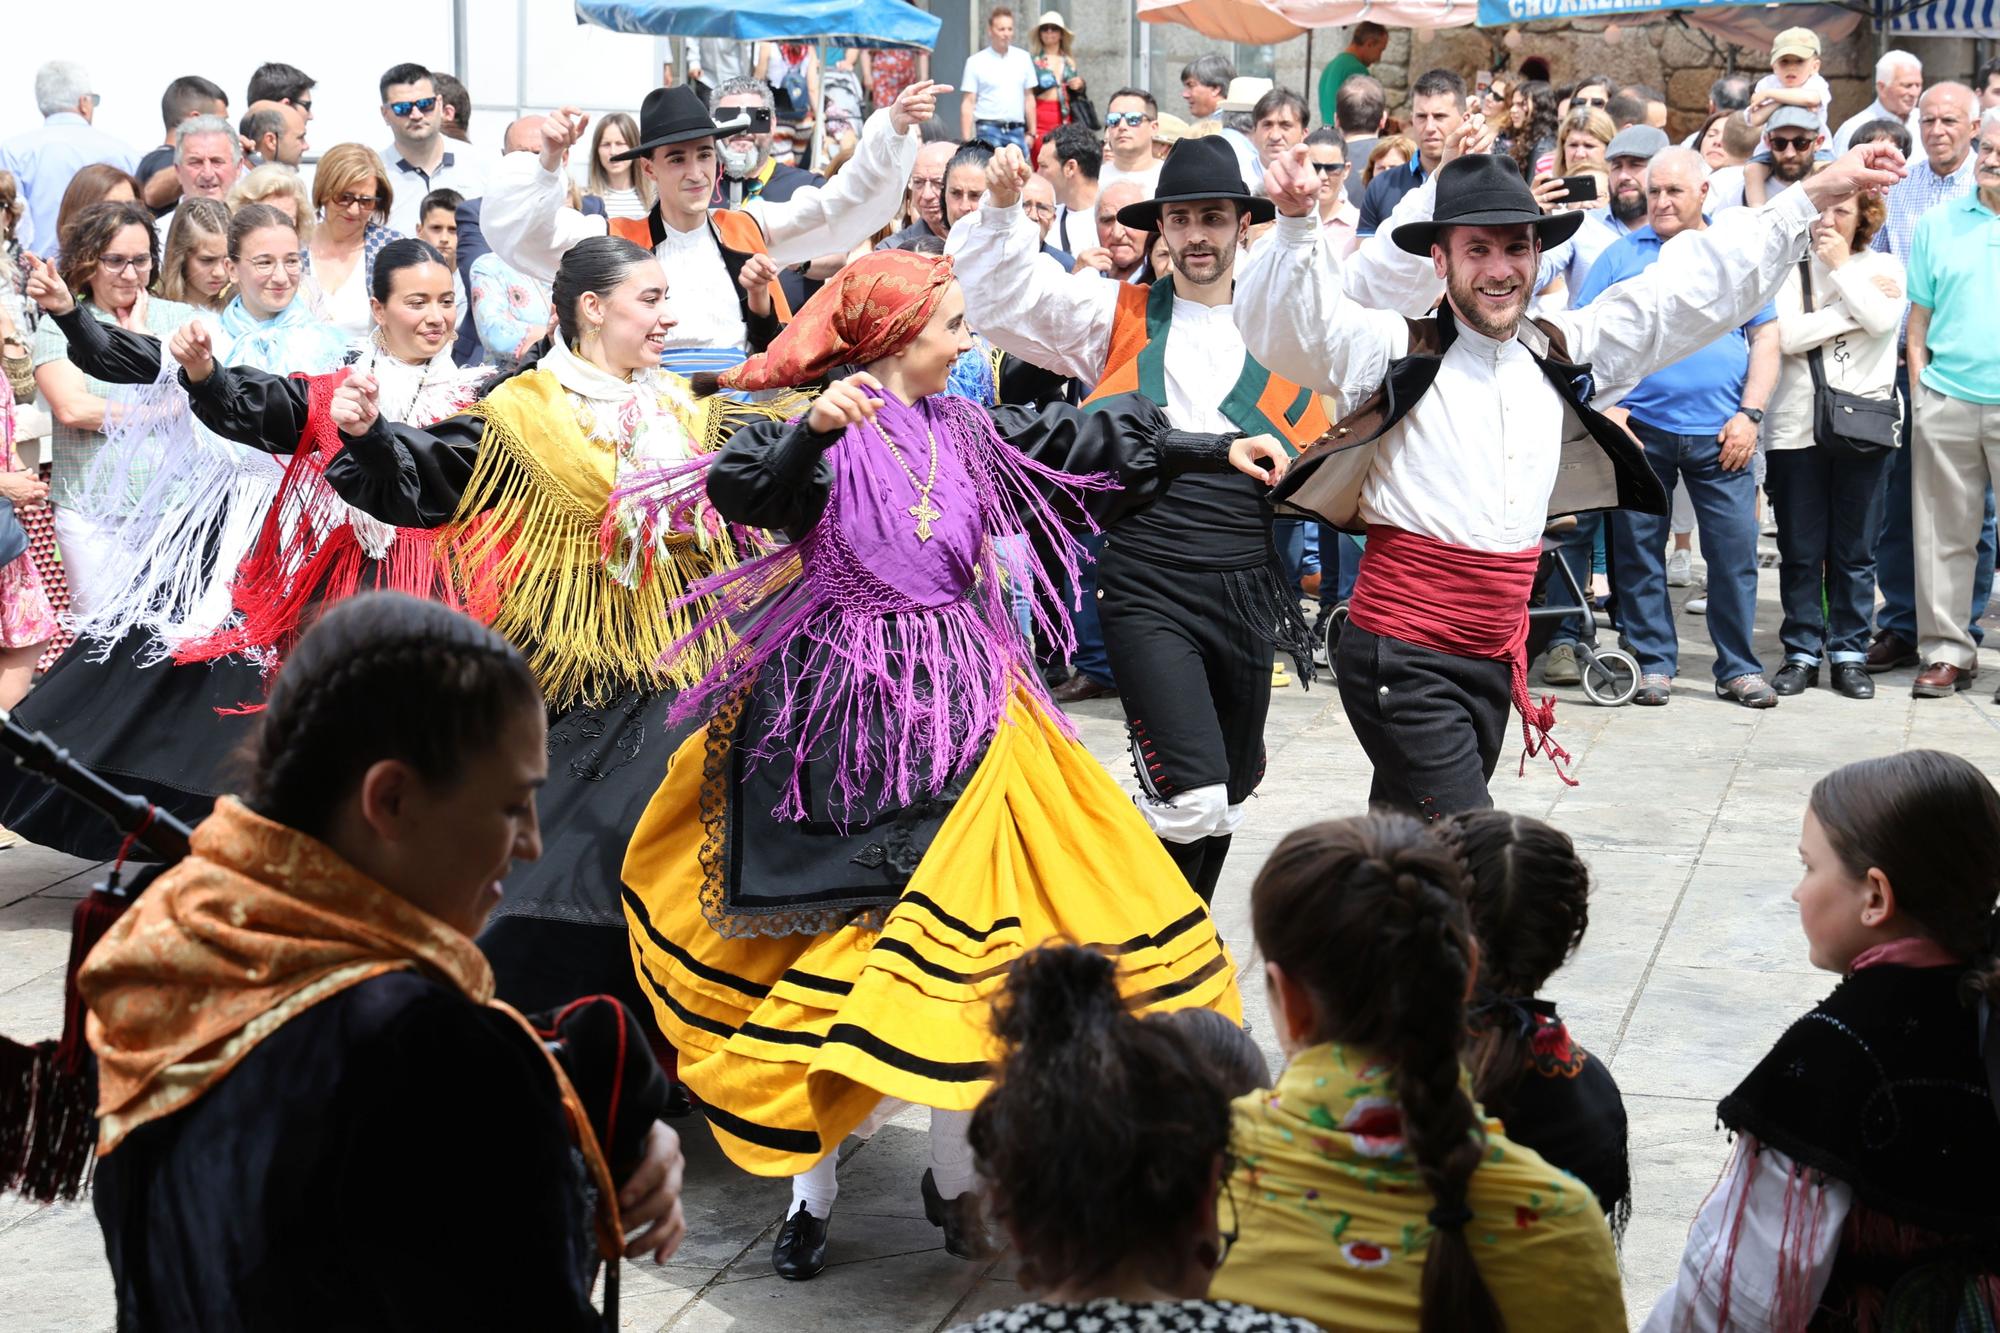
[991,944,1123,1055]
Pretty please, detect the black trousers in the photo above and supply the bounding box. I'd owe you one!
[1096,548,1270,809]
[1337,623,1511,819]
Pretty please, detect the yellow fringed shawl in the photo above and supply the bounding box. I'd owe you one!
[446,368,791,709]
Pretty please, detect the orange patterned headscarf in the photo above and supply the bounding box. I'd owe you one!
[720,250,956,393]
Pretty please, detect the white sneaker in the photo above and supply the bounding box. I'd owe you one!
[1685,595,1708,615]
[1666,549,1695,587]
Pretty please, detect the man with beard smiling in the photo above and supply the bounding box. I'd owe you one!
[484,81,935,373]
[707,77,845,310]
[1235,139,1904,813]
[949,137,1333,902]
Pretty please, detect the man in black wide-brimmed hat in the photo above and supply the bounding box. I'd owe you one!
[1234,138,1907,815]
[482,80,942,372]
[952,135,1332,903]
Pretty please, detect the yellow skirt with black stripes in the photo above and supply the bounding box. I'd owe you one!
[620,690,1243,1177]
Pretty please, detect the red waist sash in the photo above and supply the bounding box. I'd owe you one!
[1345,525,1576,787]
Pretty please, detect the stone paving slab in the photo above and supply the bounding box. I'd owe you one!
[5,565,2000,1330]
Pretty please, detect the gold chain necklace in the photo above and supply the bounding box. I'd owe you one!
[870,418,942,542]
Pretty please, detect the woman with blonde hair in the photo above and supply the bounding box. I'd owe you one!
[586,111,654,220]
[155,198,231,313]
[305,144,402,340]
[1363,135,1414,186]
[228,163,316,244]
[1549,107,1616,179]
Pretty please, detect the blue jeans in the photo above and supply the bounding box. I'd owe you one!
[1874,365,1995,644]
[1069,530,1113,687]
[974,121,1028,153]
[1765,444,1891,666]
[1610,419,1762,682]
[1545,513,1604,648]
[1274,519,1320,593]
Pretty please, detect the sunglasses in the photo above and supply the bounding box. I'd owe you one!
[387,97,439,117]
[1767,135,1815,153]
[1104,112,1153,128]
[1574,96,1608,109]
[1312,161,1349,175]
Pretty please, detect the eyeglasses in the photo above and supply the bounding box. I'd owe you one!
[244,254,304,276]
[1767,135,1816,153]
[387,97,439,117]
[1312,161,1350,175]
[333,193,379,210]
[97,254,151,275]
[1105,112,1154,128]
[910,175,945,196]
[1022,199,1056,219]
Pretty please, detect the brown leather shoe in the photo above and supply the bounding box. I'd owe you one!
[1912,662,1977,697]
[1050,672,1113,704]
[1864,631,1919,674]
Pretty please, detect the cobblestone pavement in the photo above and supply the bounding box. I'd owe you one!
[7,564,2000,1330]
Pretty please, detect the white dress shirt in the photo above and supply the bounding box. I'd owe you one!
[1232,177,1822,553]
[947,200,1241,433]
[481,107,919,291]
[1639,1138,1850,1333]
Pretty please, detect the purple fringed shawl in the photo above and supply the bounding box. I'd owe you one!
[637,392,1115,824]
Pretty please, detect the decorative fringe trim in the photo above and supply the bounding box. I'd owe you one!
[450,406,734,709]
[625,394,1116,824]
[64,369,285,658]
[177,373,461,675]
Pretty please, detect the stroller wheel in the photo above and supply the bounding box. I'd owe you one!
[1319,603,1349,677]
[1579,647,1641,707]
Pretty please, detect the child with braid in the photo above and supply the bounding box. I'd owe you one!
[1446,810,1631,1237]
[1209,813,1625,1332]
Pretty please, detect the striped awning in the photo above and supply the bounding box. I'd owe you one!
[1875,0,1999,34]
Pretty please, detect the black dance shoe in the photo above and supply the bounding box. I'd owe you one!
[1831,663,1874,699]
[663,1082,695,1119]
[771,1203,831,1280]
[921,1169,998,1261]
[1771,663,1817,696]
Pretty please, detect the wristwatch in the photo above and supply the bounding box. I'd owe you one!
[1737,406,1765,424]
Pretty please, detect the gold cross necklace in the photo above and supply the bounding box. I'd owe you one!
[870,417,943,542]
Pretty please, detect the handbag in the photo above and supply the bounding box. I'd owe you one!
[1069,84,1100,132]
[1797,259,1900,459]
[2,331,31,403]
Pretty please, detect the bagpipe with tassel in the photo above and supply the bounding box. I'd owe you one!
[0,707,191,1202]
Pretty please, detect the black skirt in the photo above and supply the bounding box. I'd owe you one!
[0,630,266,859]
[479,686,702,1013]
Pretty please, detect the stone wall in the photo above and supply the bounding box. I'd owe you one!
[1048,2,1985,144]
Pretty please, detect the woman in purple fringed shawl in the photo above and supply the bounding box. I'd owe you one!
[619,250,1284,1281]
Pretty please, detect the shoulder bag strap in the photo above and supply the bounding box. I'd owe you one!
[1798,258,1832,400]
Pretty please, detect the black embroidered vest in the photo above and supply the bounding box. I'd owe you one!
[1272,304,1669,533]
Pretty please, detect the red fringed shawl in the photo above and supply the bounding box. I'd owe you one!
[174,370,461,675]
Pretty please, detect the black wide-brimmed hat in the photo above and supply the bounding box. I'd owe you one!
[613,85,751,160]
[1114,135,1276,230]
[1390,154,1585,256]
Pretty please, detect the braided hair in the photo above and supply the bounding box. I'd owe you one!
[967,945,1236,1295]
[1251,814,1502,1333]
[1443,810,1591,1121]
[242,592,541,840]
